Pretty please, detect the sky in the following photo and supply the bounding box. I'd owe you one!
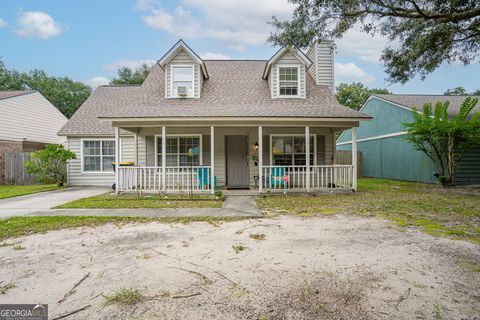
[0,0,478,93]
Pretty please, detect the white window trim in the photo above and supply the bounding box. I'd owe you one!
[80,138,121,174]
[154,134,203,167]
[170,64,195,98]
[276,65,301,98]
[269,134,317,166]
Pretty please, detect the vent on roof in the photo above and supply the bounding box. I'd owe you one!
[177,86,188,96]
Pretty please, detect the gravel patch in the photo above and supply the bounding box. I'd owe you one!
[0,215,478,319]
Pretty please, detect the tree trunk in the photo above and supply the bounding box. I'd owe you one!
[446,135,455,187]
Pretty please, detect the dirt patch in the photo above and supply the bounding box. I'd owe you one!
[0,215,479,319]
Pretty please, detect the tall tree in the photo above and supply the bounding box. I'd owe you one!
[268,0,480,83]
[0,60,91,118]
[336,82,390,110]
[444,86,468,95]
[403,97,480,186]
[111,63,151,85]
[444,86,480,96]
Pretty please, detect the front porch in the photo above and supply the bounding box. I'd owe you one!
[112,122,358,194]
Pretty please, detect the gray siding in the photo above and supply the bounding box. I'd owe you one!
[137,127,334,187]
[0,92,67,144]
[67,136,134,186]
[165,49,201,99]
[270,50,306,99]
[306,46,317,84]
[307,42,334,90]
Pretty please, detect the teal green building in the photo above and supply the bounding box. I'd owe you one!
[337,94,480,185]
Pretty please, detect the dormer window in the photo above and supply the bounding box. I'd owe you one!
[278,66,299,97]
[172,65,194,98]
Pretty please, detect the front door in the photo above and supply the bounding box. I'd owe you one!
[226,136,249,188]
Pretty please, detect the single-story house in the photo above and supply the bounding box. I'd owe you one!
[58,39,372,193]
[336,94,480,185]
[0,90,68,184]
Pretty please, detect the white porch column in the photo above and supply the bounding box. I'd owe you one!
[210,126,215,195]
[162,126,166,192]
[133,132,138,165]
[258,126,263,193]
[114,127,120,194]
[305,126,310,192]
[352,127,358,191]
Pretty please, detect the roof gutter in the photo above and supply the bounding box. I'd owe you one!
[97,116,372,122]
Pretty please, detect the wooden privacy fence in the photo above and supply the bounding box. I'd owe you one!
[335,150,363,177]
[4,152,37,185]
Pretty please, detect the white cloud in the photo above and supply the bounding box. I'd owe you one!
[135,0,161,11]
[138,0,295,51]
[85,76,110,89]
[334,62,375,85]
[104,59,156,72]
[16,11,64,39]
[201,52,231,60]
[336,24,389,64]
[0,18,7,28]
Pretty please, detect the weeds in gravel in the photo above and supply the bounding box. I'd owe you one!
[102,288,143,306]
[0,216,251,241]
[12,243,24,250]
[263,271,374,319]
[433,303,443,320]
[0,281,15,294]
[255,178,480,244]
[232,244,247,254]
[249,233,266,240]
[458,262,480,272]
[158,290,171,297]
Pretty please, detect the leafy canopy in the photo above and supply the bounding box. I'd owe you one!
[0,60,91,118]
[25,144,76,186]
[336,82,390,110]
[268,0,480,83]
[444,86,480,96]
[111,63,151,85]
[403,97,480,186]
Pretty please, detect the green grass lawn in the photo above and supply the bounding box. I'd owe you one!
[55,193,224,209]
[0,184,60,200]
[255,178,480,244]
[0,216,247,241]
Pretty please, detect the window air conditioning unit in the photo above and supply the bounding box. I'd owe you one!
[177,86,188,96]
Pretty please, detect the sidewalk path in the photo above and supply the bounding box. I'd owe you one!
[3,195,261,218]
[0,187,110,218]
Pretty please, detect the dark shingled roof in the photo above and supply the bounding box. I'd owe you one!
[372,94,480,118]
[59,61,371,136]
[0,91,33,100]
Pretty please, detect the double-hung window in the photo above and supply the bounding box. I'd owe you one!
[82,140,116,172]
[172,66,194,97]
[278,66,299,97]
[271,135,314,166]
[157,136,201,166]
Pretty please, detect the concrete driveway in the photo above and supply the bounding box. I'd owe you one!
[0,187,109,218]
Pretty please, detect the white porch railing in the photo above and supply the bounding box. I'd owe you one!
[118,164,352,193]
[262,165,354,191]
[118,166,212,193]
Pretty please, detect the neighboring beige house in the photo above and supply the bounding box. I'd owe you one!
[59,40,371,193]
[0,91,68,184]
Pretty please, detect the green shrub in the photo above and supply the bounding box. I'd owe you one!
[25,144,75,186]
